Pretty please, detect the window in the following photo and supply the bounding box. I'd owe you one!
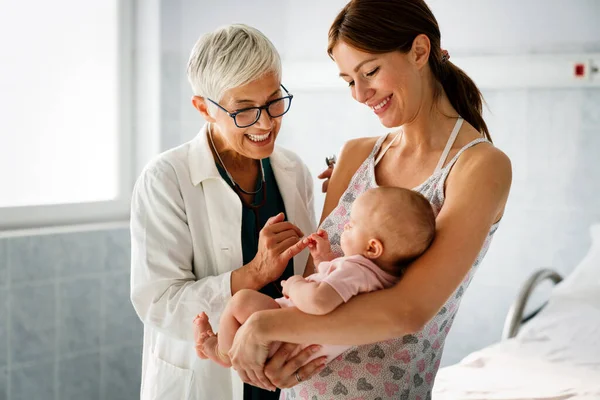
[0,0,133,230]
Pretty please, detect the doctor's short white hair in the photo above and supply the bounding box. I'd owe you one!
[186,24,282,114]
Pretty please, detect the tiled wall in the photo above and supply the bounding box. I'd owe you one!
[0,228,142,400]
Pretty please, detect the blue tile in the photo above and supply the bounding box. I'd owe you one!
[58,353,101,400]
[11,360,56,400]
[9,284,55,364]
[7,236,58,284]
[103,273,142,346]
[55,231,108,278]
[0,240,7,289]
[0,290,6,368]
[59,278,101,354]
[0,368,7,400]
[105,229,130,271]
[101,345,142,400]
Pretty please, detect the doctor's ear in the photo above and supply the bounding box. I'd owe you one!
[192,96,216,122]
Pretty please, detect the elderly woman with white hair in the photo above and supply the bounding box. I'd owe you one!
[130,24,323,400]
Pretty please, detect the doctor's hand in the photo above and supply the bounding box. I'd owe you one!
[250,212,307,286]
[229,312,327,391]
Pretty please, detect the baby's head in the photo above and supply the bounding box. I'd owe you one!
[340,187,436,276]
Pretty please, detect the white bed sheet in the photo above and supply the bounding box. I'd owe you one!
[433,224,600,400]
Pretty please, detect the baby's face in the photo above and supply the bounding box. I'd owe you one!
[340,198,373,256]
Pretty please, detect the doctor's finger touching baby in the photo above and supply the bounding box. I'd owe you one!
[251,212,305,284]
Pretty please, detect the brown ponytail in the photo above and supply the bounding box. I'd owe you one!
[328,0,491,141]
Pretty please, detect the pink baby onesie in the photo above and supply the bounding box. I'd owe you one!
[271,254,399,363]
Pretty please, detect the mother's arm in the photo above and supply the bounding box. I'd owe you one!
[229,141,511,381]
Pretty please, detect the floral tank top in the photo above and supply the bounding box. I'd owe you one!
[281,118,500,400]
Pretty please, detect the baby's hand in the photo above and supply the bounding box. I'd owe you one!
[281,275,305,298]
[305,229,335,265]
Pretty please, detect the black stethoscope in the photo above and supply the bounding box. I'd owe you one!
[208,126,285,295]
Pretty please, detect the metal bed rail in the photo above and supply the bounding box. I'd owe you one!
[502,269,564,340]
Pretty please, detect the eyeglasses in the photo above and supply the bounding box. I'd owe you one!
[207,84,293,128]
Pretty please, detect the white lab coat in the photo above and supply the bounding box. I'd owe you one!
[130,123,316,400]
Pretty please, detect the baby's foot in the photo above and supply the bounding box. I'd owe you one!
[193,312,231,368]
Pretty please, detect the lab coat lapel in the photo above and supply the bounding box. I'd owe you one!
[189,124,243,273]
[202,179,243,273]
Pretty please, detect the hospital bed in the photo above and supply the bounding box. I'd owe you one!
[433,224,600,400]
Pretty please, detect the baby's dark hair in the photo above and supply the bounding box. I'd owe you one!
[360,187,436,275]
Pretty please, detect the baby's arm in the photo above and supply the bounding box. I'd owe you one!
[305,229,336,266]
[281,276,344,315]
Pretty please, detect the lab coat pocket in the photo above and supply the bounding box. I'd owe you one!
[146,353,194,400]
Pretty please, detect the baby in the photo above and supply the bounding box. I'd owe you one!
[194,186,436,367]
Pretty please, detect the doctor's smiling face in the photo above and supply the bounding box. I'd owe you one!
[193,72,287,161]
[186,24,288,163]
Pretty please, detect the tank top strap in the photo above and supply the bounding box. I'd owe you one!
[434,117,463,173]
[442,137,489,173]
[374,129,402,166]
[441,138,490,185]
[426,136,491,218]
[370,132,392,165]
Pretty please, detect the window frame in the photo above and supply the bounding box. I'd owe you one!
[0,0,135,231]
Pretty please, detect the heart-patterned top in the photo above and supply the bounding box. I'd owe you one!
[281,118,500,400]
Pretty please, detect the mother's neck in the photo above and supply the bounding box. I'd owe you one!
[400,89,460,151]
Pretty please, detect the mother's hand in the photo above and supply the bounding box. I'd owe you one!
[264,343,327,389]
[317,165,333,193]
[317,155,336,193]
[228,313,326,391]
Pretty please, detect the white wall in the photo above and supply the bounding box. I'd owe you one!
[159,0,600,366]
[429,0,600,55]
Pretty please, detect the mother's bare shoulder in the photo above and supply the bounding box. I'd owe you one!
[336,136,379,181]
[319,136,380,223]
